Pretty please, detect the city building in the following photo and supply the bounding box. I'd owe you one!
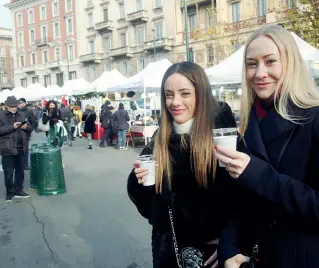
[5,0,80,88]
[0,27,14,90]
[6,0,296,87]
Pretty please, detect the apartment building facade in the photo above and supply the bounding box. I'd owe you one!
[6,0,295,87]
[5,0,81,88]
[0,28,14,90]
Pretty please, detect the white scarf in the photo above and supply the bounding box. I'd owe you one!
[173,118,194,134]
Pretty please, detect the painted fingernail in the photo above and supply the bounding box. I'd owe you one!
[214,146,217,150]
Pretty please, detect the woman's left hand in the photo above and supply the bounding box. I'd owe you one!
[204,238,219,268]
[214,146,251,179]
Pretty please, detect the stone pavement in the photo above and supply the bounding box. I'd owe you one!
[0,133,152,268]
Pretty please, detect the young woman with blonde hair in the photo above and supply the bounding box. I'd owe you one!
[127,62,238,268]
[216,25,319,268]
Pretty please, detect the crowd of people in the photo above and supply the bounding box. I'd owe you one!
[128,24,319,268]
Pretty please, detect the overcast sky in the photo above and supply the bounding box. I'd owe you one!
[0,0,11,29]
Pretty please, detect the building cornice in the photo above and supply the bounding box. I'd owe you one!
[5,0,43,10]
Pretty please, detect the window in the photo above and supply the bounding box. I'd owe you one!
[31,53,36,65]
[44,74,51,87]
[21,78,27,87]
[89,40,95,53]
[41,5,46,20]
[105,37,111,51]
[155,0,161,8]
[67,18,73,33]
[91,66,96,80]
[155,23,163,39]
[87,0,93,5]
[54,22,60,37]
[287,0,297,9]
[43,50,48,64]
[122,61,128,75]
[136,0,142,11]
[208,8,217,28]
[66,0,72,11]
[20,55,24,68]
[0,47,4,56]
[56,73,64,87]
[69,71,77,80]
[28,9,34,24]
[232,2,240,23]
[17,13,23,27]
[88,13,94,27]
[55,47,61,61]
[258,0,267,17]
[120,33,126,47]
[18,32,24,48]
[105,64,111,71]
[103,9,108,21]
[136,27,144,44]
[119,3,125,19]
[0,74,7,85]
[68,44,74,60]
[189,13,197,30]
[41,25,47,42]
[139,57,145,70]
[0,58,5,68]
[53,1,59,16]
[29,29,35,44]
[32,76,38,83]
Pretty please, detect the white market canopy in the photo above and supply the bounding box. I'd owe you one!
[109,59,172,92]
[0,89,14,103]
[205,32,319,85]
[62,78,93,96]
[91,69,128,92]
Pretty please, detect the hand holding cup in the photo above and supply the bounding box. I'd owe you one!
[133,160,150,185]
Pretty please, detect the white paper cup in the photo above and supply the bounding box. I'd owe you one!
[140,160,156,186]
[214,135,237,167]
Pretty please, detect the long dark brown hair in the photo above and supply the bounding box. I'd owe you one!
[154,62,218,193]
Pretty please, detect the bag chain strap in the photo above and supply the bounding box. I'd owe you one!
[168,207,183,268]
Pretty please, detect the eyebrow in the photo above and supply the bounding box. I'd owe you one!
[165,88,191,92]
[246,53,279,60]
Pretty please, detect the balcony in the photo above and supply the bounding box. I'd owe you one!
[225,16,266,32]
[144,38,173,51]
[36,37,52,47]
[79,53,103,63]
[126,10,148,24]
[94,20,114,32]
[46,61,60,69]
[110,47,133,58]
[23,65,37,73]
[181,0,211,7]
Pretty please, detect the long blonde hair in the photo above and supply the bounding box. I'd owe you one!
[240,25,319,134]
[153,62,218,193]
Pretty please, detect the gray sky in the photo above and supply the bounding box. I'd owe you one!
[0,0,11,29]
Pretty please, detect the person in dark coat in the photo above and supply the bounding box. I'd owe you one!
[128,62,238,268]
[0,96,32,202]
[99,100,112,147]
[114,103,130,150]
[17,98,36,170]
[82,105,96,149]
[108,106,116,146]
[216,25,319,268]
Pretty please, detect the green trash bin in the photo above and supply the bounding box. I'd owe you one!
[37,146,66,196]
[29,144,40,189]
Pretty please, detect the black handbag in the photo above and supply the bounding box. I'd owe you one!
[168,207,204,268]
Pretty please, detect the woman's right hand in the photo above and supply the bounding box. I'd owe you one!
[133,160,149,184]
[225,254,250,268]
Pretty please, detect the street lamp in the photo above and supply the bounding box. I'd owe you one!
[152,29,156,61]
[183,0,190,61]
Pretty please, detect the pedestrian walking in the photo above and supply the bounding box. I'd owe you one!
[82,105,96,150]
[114,103,130,150]
[99,100,112,147]
[0,96,32,202]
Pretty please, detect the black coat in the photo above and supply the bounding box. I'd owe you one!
[218,105,319,268]
[114,109,130,131]
[0,110,32,156]
[82,110,96,134]
[127,110,238,268]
